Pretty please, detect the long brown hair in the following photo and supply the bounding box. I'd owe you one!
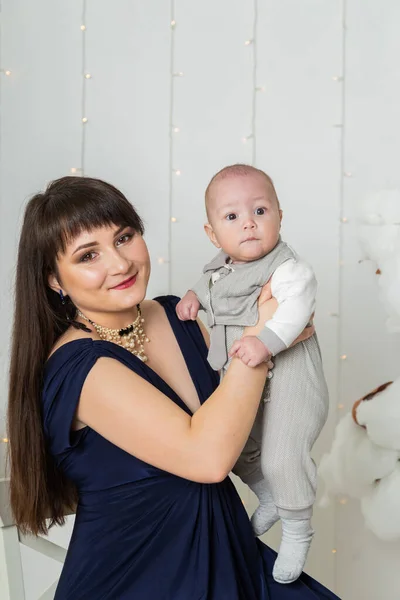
[7,176,144,535]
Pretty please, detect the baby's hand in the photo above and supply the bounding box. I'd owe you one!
[228,335,271,368]
[176,291,200,321]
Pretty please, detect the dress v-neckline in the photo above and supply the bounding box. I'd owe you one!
[48,298,204,416]
[119,297,203,415]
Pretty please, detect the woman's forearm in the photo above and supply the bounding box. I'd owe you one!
[190,356,268,481]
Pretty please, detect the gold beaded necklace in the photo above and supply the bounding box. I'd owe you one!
[77,304,149,362]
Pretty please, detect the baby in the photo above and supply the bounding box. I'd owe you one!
[176,164,329,584]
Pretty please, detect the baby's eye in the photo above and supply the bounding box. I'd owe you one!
[226,213,237,221]
[255,207,266,216]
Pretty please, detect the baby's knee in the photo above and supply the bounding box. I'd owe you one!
[261,452,315,486]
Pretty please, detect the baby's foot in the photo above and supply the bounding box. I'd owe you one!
[249,479,279,536]
[272,518,314,584]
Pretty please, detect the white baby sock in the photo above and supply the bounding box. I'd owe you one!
[249,479,279,536]
[272,518,314,584]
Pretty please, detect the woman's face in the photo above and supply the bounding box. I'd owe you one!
[49,224,151,325]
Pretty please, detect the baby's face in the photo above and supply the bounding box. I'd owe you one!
[205,173,282,263]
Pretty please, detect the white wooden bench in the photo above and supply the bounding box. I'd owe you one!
[0,478,68,600]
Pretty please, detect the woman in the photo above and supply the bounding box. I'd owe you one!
[7,176,339,599]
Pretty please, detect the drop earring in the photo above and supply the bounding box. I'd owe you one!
[59,290,66,305]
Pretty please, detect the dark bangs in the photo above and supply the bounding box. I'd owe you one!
[33,176,144,270]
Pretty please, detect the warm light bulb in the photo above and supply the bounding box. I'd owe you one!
[70,168,77,174]
[341,217,348,223]
[174,170,181,176]
[82,117,88,123]
[171,20,176,28]
[245,39,254,46]
[2,437,9,443]
[5,70,11,76]
[171,217,177,223]
[85,73,92,79]
[80,25,86,31]
[173,127,180,133]
[332,549,337,554]
[340,354,347,360]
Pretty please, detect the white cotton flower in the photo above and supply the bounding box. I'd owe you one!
[361,464,400,541]
[318,414,399,500]
[356,379,400,451]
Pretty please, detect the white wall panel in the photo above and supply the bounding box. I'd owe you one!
[83,0,171,299]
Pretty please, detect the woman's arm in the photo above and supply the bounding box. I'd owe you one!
[77,299,276,485]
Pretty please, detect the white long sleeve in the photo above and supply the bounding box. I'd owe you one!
[257,257,317,355]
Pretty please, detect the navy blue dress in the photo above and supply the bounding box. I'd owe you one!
[43,295,340,600]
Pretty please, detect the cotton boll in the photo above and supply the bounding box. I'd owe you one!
[376,255,400,330]
[362,213,384,226]
[358,224,400,264]
[361,464,400,541]
[318,414,399,499]
[358,190,400,263]
[356,378,400,451]
[361,189,400,226]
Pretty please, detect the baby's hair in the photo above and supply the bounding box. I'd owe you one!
[205,164,279,220]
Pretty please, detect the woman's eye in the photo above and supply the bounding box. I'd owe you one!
[255,208,266,215]
[116,233,133,246]
[80,251,96,263]
[226,214,237,221]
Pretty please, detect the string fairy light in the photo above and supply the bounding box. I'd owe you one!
[333,3,349,566]
[69,3,88,177]
[168,1,178,292]
[80,1,88,174]
[241,1,259,162]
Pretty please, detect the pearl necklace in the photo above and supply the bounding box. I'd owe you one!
[77,304,149,362]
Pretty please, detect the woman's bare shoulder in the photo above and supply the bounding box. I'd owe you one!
[48,325,99,359]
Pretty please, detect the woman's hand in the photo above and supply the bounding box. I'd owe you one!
[242,279,315,351]
[243,280,277,338]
